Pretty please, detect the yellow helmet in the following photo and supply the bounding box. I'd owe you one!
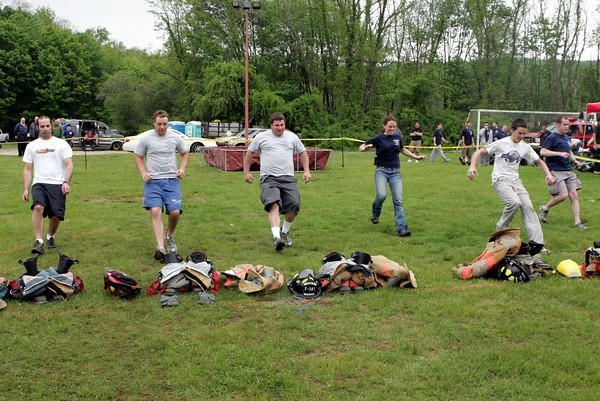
[555,259,582,278]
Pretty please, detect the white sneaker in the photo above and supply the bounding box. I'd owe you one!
[165,233,178,253]
[415,160,419,163]
[407,159,413,163]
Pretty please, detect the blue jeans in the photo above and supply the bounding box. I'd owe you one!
[372,167,406,232]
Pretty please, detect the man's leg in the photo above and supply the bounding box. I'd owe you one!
[268,202,281,233]
[150,207,165,249]
[48,216,60,237]
[568,189,582,224]
[515,184,544,244]
[542,192,568,211]
[166,210,180,238]
[32,205,45,240]
[494,181,520,230]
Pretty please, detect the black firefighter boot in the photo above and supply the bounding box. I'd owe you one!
[56,253,79,274]
[19,254,40,276]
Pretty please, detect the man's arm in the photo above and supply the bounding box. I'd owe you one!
[62,157,73,194]
[134,154,151,182]
[177,152,189,179]
[299,151,312,182]
[535,158,555,185]
[243,150,255,183]
[540,148,570,159]
[23,163,33,201]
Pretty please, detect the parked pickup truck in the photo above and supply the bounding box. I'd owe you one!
[525,118,595,152]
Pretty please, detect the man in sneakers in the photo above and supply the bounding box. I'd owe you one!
[135,110,189,260]
[22,116,73,254]
[243,113,311,251]
[467,118,554,253]
[539,116,588,230]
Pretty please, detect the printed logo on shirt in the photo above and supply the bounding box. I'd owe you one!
[35,148,56,154]
[394,139,400,147]
[499,150,522,165]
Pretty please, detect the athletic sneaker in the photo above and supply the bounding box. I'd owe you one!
[538,206,548,223]
[165,233,178,253]
[47,237,56,249]
[31,240,45,255]
[370,216,379,224]
[574,221,589,230]
[281,231,293,247]
[274,237,285,251]
[154,246,166,261]
[407,159,413,163]
[397,229,412,237]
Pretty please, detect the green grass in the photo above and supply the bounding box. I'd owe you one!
[1,150,599,400]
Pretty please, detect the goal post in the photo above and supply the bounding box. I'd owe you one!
[467,109,581,148]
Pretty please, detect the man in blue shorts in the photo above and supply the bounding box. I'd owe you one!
[135,110,189,260]
[23,116,74,254]
[243,112,311,251]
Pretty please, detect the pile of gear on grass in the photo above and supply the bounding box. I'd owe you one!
[100,250,418,307]
[452,228,600,282]
[3,235,599,311]
[0,252,83,310]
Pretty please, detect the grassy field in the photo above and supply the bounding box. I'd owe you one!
[1,148,599,400]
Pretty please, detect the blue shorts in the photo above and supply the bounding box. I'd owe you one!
[143,178,183,214]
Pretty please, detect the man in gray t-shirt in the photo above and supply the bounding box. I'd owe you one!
[135,110,189,260]
[244,112,311,251]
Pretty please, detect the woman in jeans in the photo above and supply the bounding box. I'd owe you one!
[359,115,426,237]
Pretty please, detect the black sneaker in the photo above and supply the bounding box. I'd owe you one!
[274,237,285,251]
[397,229,412,237]
[370,216,379,224]
[154,246,166,261]
[47,237,56,249]
[31,240,45,254]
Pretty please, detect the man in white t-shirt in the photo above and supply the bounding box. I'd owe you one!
[467,118,554,255]
[243,113,311,251]
[23,116,74,254]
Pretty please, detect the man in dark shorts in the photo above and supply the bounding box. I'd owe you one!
[243,113,311,251]
[22,116,74,254]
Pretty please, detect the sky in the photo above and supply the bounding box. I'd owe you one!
[6,0,599,59]
[10,0,165,51]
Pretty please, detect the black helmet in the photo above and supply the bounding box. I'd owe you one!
[287,269,322,299]
[497,259,531,283]
[321,252,345,265]
[350,251,372,265]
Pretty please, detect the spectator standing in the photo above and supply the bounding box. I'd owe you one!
[491,121,501,141]
[495,125,510,140]
[63,124,74,148]
[243,113,311,251]
[22,116,74,254]
[429,122,451,162]
[29,116,39,141]
[538,125,550,147]
[359,114,426,237]
[467,118,553,253]
[478,121,493,166]
[51,119,63,138]
[460,120,474,165]
[135,110,189,260]
[14,117,29,156]
[407,121,423,163]
[538,116,588,230]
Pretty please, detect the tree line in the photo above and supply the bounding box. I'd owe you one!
[1,0,598,145]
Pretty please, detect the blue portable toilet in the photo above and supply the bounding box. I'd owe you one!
[185,121,203,138]
[168,121,186,134]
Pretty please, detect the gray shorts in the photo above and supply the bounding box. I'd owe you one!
[259,175,300,214]
[548,170,582,196]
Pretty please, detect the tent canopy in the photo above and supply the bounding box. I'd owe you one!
[586,102,600,113]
